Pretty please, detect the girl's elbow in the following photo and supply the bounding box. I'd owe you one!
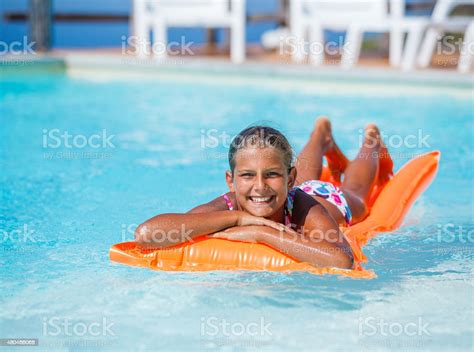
[334,246,354,269]
[317,243,353,269]
[338,253,354,269]
[134,223,152,245]
[134,223,172,249]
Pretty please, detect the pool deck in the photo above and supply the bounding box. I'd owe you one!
[1,46,472,90]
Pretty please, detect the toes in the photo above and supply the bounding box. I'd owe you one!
[365,124,379,137]
[363,124,382,148]
[314,116,332,136]
[315,116,331,128]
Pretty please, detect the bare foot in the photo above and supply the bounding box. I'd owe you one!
[313,117,349,182]
[364,124,381,148]
[312,117,333,153]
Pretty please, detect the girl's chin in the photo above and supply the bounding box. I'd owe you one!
[244,204,276,217]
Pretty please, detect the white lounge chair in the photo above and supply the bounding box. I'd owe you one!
[132,0,246,63]
[289,0,426,69]
[458,20,473,73]
[415,0,473,71]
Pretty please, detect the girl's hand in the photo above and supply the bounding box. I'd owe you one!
[209,226,260,243]
[236,211,292,233]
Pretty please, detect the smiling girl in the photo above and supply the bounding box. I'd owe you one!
[135,117,393,269]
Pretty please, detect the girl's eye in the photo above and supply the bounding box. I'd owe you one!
[240,173,254,177]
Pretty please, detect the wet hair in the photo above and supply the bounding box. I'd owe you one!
[228,125,294,175]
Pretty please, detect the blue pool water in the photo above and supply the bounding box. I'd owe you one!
[0,66,473,351]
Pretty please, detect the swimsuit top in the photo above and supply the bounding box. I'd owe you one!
[222,188,298,227]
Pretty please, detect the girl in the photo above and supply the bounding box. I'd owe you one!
[135,117,393,269]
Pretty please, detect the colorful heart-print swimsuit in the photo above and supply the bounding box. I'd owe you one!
[296,180,352,224]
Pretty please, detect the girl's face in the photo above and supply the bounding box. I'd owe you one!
[226,147,296,221]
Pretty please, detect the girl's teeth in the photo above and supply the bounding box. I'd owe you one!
[250,197,272,202]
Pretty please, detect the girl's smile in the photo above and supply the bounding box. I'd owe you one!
[247,195,275,204]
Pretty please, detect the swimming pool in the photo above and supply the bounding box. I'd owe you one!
[1,59,473,351]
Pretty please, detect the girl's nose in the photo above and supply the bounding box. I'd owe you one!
[254,175,267,192]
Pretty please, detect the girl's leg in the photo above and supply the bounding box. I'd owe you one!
[341,124,392,222]
[295,117,349,185]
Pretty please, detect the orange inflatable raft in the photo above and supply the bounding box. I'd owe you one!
[110,151,440,278]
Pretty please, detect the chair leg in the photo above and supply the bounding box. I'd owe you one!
[231,26,245,63]
[389,27,403,67]
[341,26,362,69]
[230,0,246,63]
[290,0,306,63]
[401,25,424,71]
[389,0,405,67]
[133,0,151,58]
[458,21,474,73]
[417,27,442,68]
[153,17,167,60]
[309,24,324,66]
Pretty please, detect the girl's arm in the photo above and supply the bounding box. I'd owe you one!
[212,223,353,269]
[134,194,288,248]
[135,211,239,248]
[211,204,354,269]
